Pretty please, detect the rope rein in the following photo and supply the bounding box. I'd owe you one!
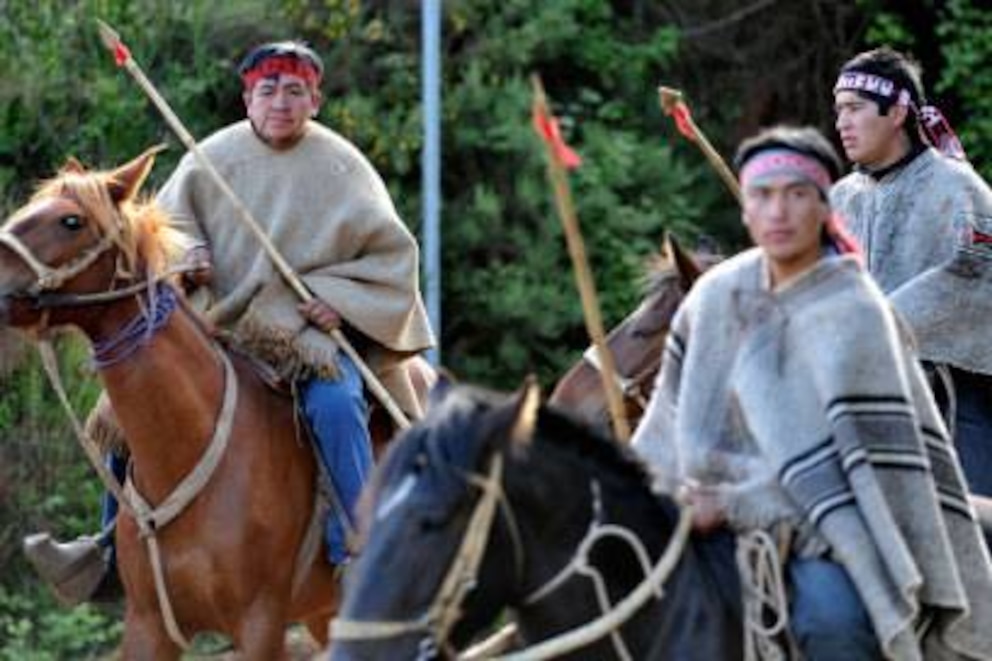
[0,227,117,294]
[92,283,178,369]
[582,344,652,411]
[332,454,513,656]
[736,528,792,661]
[519,481,665,661]
[333,443,693,661]
[489,503,693,661]
[37,295,239,652]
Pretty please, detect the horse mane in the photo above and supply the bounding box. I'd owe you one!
[32,168,190,279]
[642,246,722,295]
[640,254,682,298]
[359,384,680,544]
[536,405,658,495]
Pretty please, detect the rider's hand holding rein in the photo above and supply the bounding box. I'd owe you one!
[679,480,727,534]
[181,245,214,291]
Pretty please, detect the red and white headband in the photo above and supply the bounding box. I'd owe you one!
[241,55,322,92]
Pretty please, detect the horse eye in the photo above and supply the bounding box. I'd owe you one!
[419,513,446,532]
[60,215,84,231]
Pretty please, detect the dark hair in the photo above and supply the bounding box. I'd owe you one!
[838,47,924,139]
[735,126,861,257]
[734,125,843,182]
[237,41,324,80]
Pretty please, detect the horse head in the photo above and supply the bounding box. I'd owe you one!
[333,378,683,659]
[549,233,713,432]
[0,147,188,333]
[332,377,539,659]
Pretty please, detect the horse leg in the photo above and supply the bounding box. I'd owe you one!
[303,609,334,647]
[236,600,291,661]
[295,560,340,648]
[120,609,182,661]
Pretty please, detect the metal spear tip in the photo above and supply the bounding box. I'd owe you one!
[658,86,685,113]
[95,19,121,50]
[530,74,548,104]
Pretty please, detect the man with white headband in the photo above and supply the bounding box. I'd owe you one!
[24,40,436,604]
[633,126,992,660]
[832,47,992,497]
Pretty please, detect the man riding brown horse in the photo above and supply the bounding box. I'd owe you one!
[25,40,435,605]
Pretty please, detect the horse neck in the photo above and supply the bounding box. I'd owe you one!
[509,443,710,650]
[508,441,663,592]
[92,294,226,500]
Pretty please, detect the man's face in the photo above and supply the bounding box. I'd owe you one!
[243,72,321,150]
[742,175,829,282]
[834,90,908,168]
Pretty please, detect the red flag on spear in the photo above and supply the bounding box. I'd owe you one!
[658,86,741,203]
[531,75,630,443]
[531,93,582,170]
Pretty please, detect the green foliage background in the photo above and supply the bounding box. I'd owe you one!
[0,0,989,655]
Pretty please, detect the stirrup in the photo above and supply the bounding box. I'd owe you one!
[22,532,109,607]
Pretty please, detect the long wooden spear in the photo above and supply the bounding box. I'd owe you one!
[658,86,741,204]
[96,19,410,429]
[531,75,630,443]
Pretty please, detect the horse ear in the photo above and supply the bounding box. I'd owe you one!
[108,144,167,203]
[507,375,541,446]
[663,232,703,290]
[427,369,458,409]
[62,157,87,174]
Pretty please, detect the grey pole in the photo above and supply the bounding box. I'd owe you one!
[422,0,442,365]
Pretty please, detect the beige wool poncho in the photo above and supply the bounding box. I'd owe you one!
[157,120,435,415]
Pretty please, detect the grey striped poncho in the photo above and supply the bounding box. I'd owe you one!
[633,249,992,660]
[831,148,992,376]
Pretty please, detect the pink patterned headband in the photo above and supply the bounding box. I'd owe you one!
[739,150,832,198]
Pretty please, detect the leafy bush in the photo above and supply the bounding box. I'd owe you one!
[295,0,715,386]
[4,1,990,658]
[937,0,992,180]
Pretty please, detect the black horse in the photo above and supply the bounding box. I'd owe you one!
[330,379,743,660]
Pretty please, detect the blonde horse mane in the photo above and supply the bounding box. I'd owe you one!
[30,152,191,281]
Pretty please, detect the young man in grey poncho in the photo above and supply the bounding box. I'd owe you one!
[25,41,435,603]
[632,126,992,660]
[832,47,992,497]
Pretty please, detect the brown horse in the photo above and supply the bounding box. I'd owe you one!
[0,149,344,658]
[549,235,708,434]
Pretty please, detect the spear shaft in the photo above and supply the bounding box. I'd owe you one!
[532,75,630,443]
[97,19,410,429]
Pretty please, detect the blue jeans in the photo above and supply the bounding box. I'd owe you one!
[789,558,881,660]
[98,452,127,573]
[97,355,371,566]
[950,368,992,497]
[301,352,373,564]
